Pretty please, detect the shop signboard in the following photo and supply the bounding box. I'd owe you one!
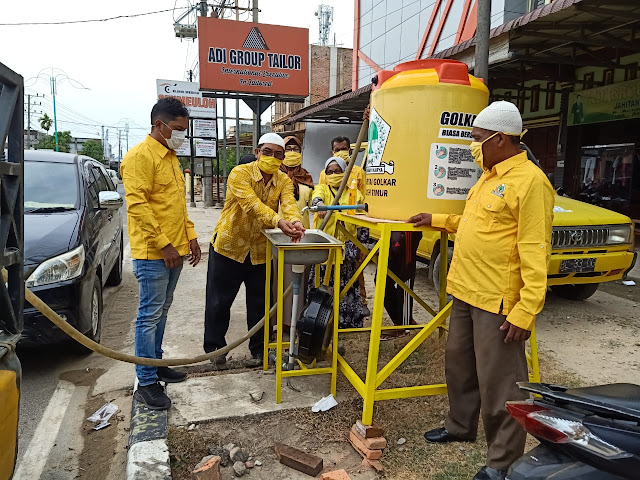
[195,139,217,158]
[197,17,309,96]
[156,79,217,119]
[175,140,191,157]
[568,78,640,126]
[193,119,217,138]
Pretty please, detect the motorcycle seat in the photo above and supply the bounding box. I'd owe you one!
[565,383,640,413]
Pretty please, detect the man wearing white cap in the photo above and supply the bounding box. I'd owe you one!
[409,101,554,480]
[204,133,305,366]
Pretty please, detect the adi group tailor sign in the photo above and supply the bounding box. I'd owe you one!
[197,17,309,96]
[156,79,217,119]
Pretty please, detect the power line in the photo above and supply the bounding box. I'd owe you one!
[0,6,189,26]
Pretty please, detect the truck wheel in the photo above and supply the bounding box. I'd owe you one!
[431,246,453,303]
[550,283,599,301]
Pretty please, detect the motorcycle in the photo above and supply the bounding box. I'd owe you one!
[506,382,640,480]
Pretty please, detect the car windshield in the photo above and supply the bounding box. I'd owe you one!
[24,161,79,212]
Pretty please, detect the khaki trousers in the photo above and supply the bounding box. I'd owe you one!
[444,298,529,470]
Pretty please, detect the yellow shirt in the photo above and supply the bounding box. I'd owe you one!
[212,161,302,264]
[311,183,365,240]
[121,135,196,260]
[432,152,554,331]
[318,164,366,196]
[279,183,313,229]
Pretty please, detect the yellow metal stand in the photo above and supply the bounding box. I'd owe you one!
[263,238,344,404]
[334,214,540,424]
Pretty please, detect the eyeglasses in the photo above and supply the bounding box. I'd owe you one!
[260,148,285,160]
[285,145,301,153]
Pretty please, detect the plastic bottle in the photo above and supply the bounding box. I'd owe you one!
[348,177,358,215]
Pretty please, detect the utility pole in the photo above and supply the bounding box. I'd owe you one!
[50,76,59,151]
[26,94,31,150]
[475,0,491,83]
[101,125,105,160]
[187,68,196,207]
[125,123,129,152]
[252,0,258,22]
[118,129,122,161]
[200,0,208,17]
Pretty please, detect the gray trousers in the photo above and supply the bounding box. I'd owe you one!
[444,298,529,470]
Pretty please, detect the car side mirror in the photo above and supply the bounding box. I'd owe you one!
[98,191,123,210]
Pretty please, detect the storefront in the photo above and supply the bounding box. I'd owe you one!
[564,79,640,219]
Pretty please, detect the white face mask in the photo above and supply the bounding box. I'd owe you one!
[159,121,187,150]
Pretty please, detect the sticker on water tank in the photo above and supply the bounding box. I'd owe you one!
[427,143,482,200]
[366,107,394,175]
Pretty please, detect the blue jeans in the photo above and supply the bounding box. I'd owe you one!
[133,259,183,386]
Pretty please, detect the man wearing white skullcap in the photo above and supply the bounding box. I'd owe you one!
[204,132,305,367]
[409,101,554,480]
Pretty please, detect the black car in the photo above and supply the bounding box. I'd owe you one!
[22,150,124,352]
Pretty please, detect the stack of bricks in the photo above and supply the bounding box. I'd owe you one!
[348,420,386,472]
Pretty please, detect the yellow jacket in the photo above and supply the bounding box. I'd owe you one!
[311,183,365,240]
[279,183,313,229]
[432,152,554,331]
[121,136,196,260]
[212,162,301,264]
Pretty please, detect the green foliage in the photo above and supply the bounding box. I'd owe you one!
[39,113,53,133]
[35,131,72,153]
[81,139,104,162]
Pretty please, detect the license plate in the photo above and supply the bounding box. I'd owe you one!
[560,258,596,273]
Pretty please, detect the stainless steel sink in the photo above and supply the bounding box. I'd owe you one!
[263,229,343,265]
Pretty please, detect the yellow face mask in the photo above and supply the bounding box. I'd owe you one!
[326,172,344,187]
[469,132,499,171]
[257,155,282,174]
[283,151,302,168]
[333,150,350,162]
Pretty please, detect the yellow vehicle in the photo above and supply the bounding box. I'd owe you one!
[354,142,637,300]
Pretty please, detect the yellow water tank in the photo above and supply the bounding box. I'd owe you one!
[365,59,489,221]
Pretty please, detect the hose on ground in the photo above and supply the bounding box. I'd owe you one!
[2,267,292,367]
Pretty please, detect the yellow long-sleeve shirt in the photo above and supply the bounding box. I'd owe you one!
[432,152,554,331]
[212,161,302,264]
[121,135,197,260]
[311,183,365,240]
[318,164,366,196]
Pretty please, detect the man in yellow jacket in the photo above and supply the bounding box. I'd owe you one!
[409,102,554,480]
[121,97,201,410]
[204,133,304,367]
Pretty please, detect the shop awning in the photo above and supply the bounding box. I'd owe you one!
[433,0,640,89]
[281,84,372,125]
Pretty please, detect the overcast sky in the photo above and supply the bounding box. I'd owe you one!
[1,0,354,155]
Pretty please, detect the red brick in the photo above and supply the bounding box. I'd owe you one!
[348,432,382,460]
[350,426,387,449]
[275,442,323,476]
[354,420,384,439]
[320,469,351,480]
[192,455,221,480]
[361,458,385,473]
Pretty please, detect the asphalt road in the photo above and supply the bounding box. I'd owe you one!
[15,183,132,480]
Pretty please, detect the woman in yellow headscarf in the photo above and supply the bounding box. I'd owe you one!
[308,157,367,329]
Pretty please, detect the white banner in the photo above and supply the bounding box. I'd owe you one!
[195,139,217,158]
[156,79,217,119]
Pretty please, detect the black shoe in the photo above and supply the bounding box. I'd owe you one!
[473,466,507,480]
[423,427,475,443]
[157,366,187,383]
[245,354,263,368]
[135,382,171,410]
[209,351,227,365]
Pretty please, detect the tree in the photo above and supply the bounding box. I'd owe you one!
[35,131,72,153]
[39,113,53,133]
[81,139,104,162]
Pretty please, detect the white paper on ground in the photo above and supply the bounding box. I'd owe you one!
[87,403,118,423]
[312,394,338,413]
[622,280,636,286]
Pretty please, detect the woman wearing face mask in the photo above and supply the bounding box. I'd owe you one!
[307,157,367,329]
[279,136,314,228]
